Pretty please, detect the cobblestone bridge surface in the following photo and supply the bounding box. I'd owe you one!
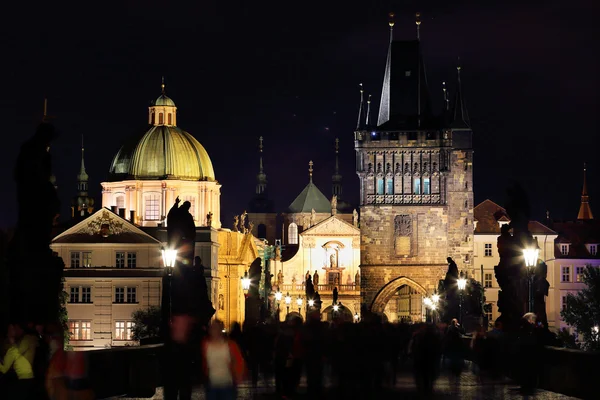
[106,370,581,400]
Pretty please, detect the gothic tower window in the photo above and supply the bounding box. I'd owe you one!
[395,163,400,173]
[386,178,394,194]
[288,223,298,245]
[413,177,421,194]
[423,177,430,195]
[377,178,384,195]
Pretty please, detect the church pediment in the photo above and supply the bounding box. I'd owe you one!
[52,208,160,244]
[301,216,359,237]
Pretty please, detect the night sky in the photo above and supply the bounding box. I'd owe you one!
[1,1,597,229]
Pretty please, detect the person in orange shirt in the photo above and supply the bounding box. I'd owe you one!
[201,320,245,400]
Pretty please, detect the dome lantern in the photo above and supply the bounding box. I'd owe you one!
[149,77,177,126]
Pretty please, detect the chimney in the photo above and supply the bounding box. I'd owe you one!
[130,210,136,223]
[111,206,118,214]
[118,208,126,219]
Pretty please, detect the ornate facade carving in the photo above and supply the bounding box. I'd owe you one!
[79,210,127,236]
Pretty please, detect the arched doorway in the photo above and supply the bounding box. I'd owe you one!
[371,277,428,323]
[322,304,353,322]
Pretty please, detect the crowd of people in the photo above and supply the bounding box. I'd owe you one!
[0,311,554,399]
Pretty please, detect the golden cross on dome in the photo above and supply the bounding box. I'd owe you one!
[309,160,314,182]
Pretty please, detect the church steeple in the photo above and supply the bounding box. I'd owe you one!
[451,62,470,129]
[578,163,593,220]
[356,83,365,130]
[77,136,89,194]
[377,12,394,126]
[332,138,343,197]
[256,136,267,194]
[72,136,95,218]
[149,77,177,126]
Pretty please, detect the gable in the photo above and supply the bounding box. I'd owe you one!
[301,215,359,237]
[52,208,160,244]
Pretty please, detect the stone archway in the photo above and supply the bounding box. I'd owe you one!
[370,276,428,314]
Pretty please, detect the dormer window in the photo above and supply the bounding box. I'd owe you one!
[587,244,597,256]
[560,244,570,256]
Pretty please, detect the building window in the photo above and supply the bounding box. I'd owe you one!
[168,113,172,125]
[589,244,597,256]
[485,303,493,324]
[386,178,393,194]
[484,243,493,257]
[158,113,164,124]
[115,321,135,340]
[413,178,421,194]
[182,195,196,220]
[127,253,137,269]
[69,321,92,341]
[423,178,430,195]
[116,196,125,209]
[561,266,571,282]
[288,223,298,245]
[484,273,493,288]
[70,287,80,303]
[562,295,568,311]
[127,287,137,303]
[376,178,384,195]
[576,266,585,282]
[560,244,570,256]
[81,287,92,303]
[115,287,125,303]
[116,252,125,268]
[82,252,92,268]
[144,194,161,221]
[70,252,80,268]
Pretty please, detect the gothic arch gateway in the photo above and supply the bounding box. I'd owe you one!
[370,276,428,315]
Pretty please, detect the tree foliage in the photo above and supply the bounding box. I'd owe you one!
[560,265,600,351]
[131,306,161,341]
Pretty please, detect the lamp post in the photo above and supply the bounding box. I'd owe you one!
[275,291,282,320]
[307,299,314,315]
[241,271,251,295]
[296,296,303,314]
[457,272,467,325]
[333,304,339,319]
[353,313,360,323]
[161,249,177,326]
[523,247,540,313]
[285,292,291,316]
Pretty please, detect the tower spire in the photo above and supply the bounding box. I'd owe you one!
[332,138,343,197]
[77,135,89,190]
[377,12,395,126]
[451,59,471,129]
[366,94,372,126]
[256,136,267,194]
[578,163,593,220]
[442,81,449,111]
[356,83,365,130]
[309,160,314,183]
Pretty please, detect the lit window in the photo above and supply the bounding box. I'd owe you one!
[115,321,134,340]
[589,244,597,256]
[127,253,137,269]
[182,195,196,220]
[127,287,137,303]
[560,244,569,256]
[484,273,493,288]
[116,252,125,268]
[158,113,164,124]
[81,322,91,340]
[70,287,80,303]
[81,287,91,303]
[377,178,384,195]
[116,196,125,209]
[69,321,80,340]
[288,223,298,245]
[144,194,161,221]
[484,243,493,257]
[168,113,172,125]
[423,178,430,195]
[386,178,394,194]
[115,287,125,303]
[70,252,80,268]
[82,252,92,268]
[576,266,585,282]
[413,178,421,194]
[561,266,571,282]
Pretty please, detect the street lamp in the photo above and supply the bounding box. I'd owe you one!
[354,313,360,322]
[275,291,282,319]
[161,248,177,331]
[457,272,467,325]
[285,292,291,315]
[296,296,303,314]
[523,247,540,313]
[241,271,251,294]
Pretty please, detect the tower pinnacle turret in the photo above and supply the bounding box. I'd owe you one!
[72,136,95,218]
[256,136,267,194]
[332,138,342,197]
[578,163,593,220]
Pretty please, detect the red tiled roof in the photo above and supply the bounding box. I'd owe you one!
[474,199,555,235]
[551,219,600,259]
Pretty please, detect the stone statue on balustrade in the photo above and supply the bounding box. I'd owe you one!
[355,271,360,287]
[330,253,337,269]
[305,275,315,300]
[206,211,213,227]
[353,209,359,227]
[313,270,319,286]
[277,270,284,287]
[305,270,311,283]
[167,197,196,266]
[232,215,239,232]
[310,208,316,227]
[239,211,247,233]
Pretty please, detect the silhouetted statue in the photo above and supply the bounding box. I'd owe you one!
[239,211,247,233]
[248,258,262,298]
[333,287,339,305]
[305,275,315,299]
[167,198,196,266]
[277,270,284,286]
[313,270,319,286]
[9,121,63,325]
[355,271,360,286]
[232,215,239,232]
[305,270,311,283]
[314,291,322,311]
[441,257,460,322]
